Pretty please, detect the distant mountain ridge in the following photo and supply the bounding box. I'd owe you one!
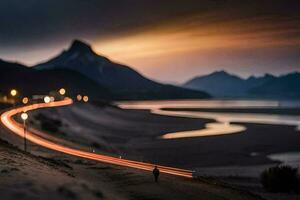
[184,70,300,99]
[0,40,209,100]
[0,59,110,99]
[35,40,182,91]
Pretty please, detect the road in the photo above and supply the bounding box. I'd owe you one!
[0,98,193,178]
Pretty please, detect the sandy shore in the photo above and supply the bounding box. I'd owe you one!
[0,137,261,200]
[2,102,300,199]
[29,103,300,170]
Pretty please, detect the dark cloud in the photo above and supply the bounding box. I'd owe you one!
[1,0,299,46]
[0,0,299,81]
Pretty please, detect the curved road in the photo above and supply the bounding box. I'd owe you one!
[0,98,193,178]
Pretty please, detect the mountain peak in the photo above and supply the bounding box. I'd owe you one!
[68,39,93,53]
[263,73,275,78]
[209,70,240,79]
[212,70,229,76]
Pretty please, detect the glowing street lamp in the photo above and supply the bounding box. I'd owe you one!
[22,97,29,104]
[83,95,89,102]
[76,94,82,101]
[59,88,66,95]
[21,112,28,121]
[21,112,28,152]
[44,96,51,103]
[10,89,17,97]
[10,89,18,107]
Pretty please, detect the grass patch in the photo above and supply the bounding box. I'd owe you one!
[261,165,300,193]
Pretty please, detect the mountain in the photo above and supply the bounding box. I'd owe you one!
[183,71,258,97]
[249,72,300,99]
[35,40,209,100]
[183,71,300,99]
[245,73,276,89]
[0,59,110,99]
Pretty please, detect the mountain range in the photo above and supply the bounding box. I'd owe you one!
[1,40,299,100]
[184,71,300,99]
[0,40,209,100]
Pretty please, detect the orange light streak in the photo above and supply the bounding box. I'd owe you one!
[0,98,193,178]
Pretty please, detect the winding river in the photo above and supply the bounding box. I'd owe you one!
[117,100,300,139]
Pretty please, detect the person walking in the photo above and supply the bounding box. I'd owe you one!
[153,166,160,183]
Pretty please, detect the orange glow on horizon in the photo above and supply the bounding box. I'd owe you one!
[94,16,300,63]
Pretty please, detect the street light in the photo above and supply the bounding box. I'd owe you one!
[44,96,51,103]
[22,97,29,104]
[21,112,28,152]
[76,94,82,101]
[10,89,18,106]
[59,88,66,95]
[83,95,89,102]
[10,89,17,97]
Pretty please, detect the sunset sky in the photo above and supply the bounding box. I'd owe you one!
[0,0,300,83]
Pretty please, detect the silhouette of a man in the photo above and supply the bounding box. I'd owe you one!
[153,166,160,182]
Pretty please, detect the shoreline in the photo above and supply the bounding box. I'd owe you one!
[162,107,300,115]
[29,103,300,170]
[2,102,300,199]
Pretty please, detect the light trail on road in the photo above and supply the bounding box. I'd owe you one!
[0,98,193,178]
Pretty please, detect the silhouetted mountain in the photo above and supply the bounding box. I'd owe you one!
[245,74,276,88]
[184,71,250,96]
[184,71,299,99]
[35,40,209,99]
[249,72,300,98]
[0,59,30,72]
[0,60,110,99]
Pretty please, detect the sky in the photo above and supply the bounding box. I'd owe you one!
[0,0,300,83]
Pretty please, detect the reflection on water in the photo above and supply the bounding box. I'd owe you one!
[117,100,300,139]
[162,122,245,139]
[118,100,281,109]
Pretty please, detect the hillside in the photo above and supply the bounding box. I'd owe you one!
[184,70,299,99]
[0,60,109,99]
[250,72,300,98]
[35,40,209,100]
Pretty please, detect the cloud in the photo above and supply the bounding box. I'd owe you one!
[0,0,299,81]
[94,14,300,60]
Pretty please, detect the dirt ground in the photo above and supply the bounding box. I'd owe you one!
[0,139,260,200]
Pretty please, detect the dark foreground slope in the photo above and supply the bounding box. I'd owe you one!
[0,114,258,200]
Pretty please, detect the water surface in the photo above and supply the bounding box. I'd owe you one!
[117,100,300,139]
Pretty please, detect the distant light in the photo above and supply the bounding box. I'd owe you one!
[59,88,66,95]
[10,89,17,97]
[21,112,28,121]
[22,97,29,104]
[83,95,89,102]
[76,94,82,101]
[50,96,55,102]
[44,96,51,103]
